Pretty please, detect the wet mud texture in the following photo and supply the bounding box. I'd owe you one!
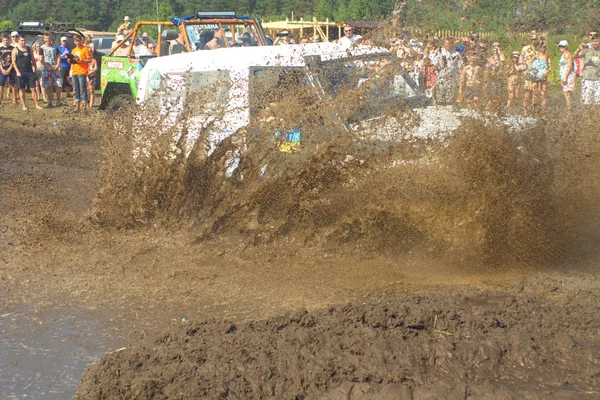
[2,94,600,400]
[77,283,600,400]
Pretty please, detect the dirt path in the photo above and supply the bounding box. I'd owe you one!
[1,110,599,399]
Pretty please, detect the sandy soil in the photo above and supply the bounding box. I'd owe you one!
[1,103,599,399]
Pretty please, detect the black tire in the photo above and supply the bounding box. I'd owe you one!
[106,93,133,115]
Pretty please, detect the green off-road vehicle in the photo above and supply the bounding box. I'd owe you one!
[99,11,269,111]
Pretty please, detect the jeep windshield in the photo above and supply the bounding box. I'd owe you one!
[248,53,401,120]
[184,20,266,49]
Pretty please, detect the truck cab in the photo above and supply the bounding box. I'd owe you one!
[99,11,269,111]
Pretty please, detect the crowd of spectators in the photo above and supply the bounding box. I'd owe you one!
[1,20,599,115]
[1,30,97,111]
[384,30,600,115]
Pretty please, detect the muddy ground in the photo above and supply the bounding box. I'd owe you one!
[1,102,599,399]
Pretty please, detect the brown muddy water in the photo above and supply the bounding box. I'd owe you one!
[1,88,600,399]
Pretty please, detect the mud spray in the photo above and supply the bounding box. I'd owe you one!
[90,68,600,271]
[72,47,600,400]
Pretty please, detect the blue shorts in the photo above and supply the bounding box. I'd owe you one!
[0,69,15,86]
[17,71,36,89]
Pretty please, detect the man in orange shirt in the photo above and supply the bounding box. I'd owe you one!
[69,34,91,112]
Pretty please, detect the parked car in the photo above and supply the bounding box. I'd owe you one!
[92,35,118,55]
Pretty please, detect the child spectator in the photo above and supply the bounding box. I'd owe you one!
[69,34,92,112]
[505,51,523,111]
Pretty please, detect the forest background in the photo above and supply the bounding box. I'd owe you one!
[1,0,599,35]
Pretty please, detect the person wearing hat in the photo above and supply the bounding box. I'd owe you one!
[113,34,130,57]
[10,31,19,46]
[57,36,72,101]
[557,40,575,114]
[117,16,132,36]
[574,32,600,105]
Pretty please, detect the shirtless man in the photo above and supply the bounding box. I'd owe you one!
[12,36,43,110]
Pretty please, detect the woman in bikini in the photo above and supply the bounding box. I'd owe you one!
[32,42,47,103]
[530,41,551,113]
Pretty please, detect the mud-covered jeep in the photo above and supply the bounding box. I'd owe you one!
[99,11,269,111]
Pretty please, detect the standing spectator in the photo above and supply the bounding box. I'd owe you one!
[69,34,92,112]
[58,36,72,101]
[505,51,523,111]
[431,37,462,105]
[11,36,42,110]
[32,42,46,102]
[41,32,63,108]
[85,33,97,108]
[10,31,19,47]
[574,32,600,106]
[485,42,506,110]
[557,40,575,115]
[339,25,362,48]
[9,31,20,102]
[530,41,551,113]
[521,33,539,114]
[458,52,483,108]
[84,34,95,54]
[0,33,17,106]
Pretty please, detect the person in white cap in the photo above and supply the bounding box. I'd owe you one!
[10,31,19,46]
[57,36,72,103]
[117,16,132,36]
[113,34,130,57]
[557,40,575,115]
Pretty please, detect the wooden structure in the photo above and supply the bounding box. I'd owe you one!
[262,14,339,41]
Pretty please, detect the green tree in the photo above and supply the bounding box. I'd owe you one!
[347,0,377,20]
[315,0,334,20]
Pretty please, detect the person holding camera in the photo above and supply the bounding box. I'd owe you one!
[274,30,291,45]
[574,32,600,105]
[69,34,92,112]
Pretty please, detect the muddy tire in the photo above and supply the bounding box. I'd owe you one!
[106,94,133,115]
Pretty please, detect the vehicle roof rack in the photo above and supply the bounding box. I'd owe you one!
[17,21,77,31]
[195,11,236,19]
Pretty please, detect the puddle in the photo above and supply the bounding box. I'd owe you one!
[0,306,130,399]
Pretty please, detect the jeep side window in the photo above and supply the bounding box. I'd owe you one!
[249,67,307,116]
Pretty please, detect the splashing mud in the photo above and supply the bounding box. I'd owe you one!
[91,83,600,270]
